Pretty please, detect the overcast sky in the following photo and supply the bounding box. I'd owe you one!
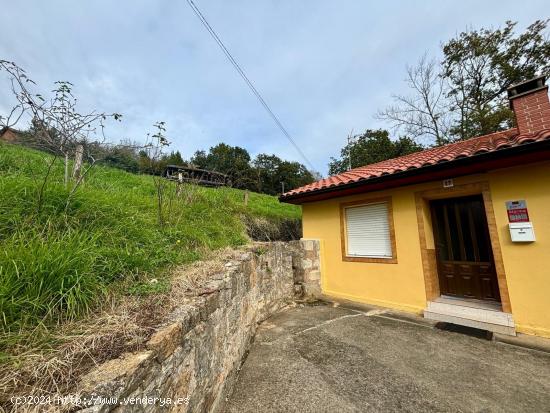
[0,1,547,174]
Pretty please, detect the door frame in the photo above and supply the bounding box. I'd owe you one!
[430,195,500,301]
[415,181,512,313]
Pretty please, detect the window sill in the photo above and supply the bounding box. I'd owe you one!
[342,256,398,264]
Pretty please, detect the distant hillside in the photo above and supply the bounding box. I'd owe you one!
[0,142,300,337]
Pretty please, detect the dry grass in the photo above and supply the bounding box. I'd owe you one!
[243,215,301,241]
[0,247,241,412]
[166,247,240,307]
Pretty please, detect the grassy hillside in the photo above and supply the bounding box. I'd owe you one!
[0,142,300,337]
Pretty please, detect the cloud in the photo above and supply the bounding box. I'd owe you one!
[0,0,546,174]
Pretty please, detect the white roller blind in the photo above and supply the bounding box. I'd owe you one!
[345,202,392,258]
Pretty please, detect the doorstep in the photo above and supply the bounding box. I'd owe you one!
[424,296,516,336]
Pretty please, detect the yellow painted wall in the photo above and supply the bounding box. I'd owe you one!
[488,162,550,337]
[301,161,550,337]
[303,186,427,313]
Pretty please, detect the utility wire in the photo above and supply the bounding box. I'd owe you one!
[186,0,318,173]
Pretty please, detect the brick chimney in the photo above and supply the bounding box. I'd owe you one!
[507,75,550,135]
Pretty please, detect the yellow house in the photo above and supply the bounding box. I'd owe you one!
[281,76,550,338]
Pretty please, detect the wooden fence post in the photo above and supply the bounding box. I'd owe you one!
[72,144,84,181]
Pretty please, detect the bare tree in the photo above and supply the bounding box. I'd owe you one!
[376,54,450,146]
[0,60,122,211]
[143,121,170,227]
[377,21,550,143]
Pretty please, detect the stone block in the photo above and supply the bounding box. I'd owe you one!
[301,239,314,251]
[306,270,321,280]
[304,281,322,297]
[79,351,154,401]
[147,322,183,363]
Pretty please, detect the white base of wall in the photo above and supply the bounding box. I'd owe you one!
[424,298,516,336]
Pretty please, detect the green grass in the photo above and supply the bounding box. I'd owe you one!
[0,142,300,335]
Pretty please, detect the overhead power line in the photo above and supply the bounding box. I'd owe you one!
[186,0,318,173]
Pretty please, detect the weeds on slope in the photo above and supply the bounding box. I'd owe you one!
[0,143,300,354]
[0,248,239,411]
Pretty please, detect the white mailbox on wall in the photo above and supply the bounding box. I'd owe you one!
[509,222,536,242]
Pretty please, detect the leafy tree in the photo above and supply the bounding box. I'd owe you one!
[252,154,280,194]
[328,129,423,175]
[102,146,140,173]
[443,20,550,139]
[189,144,315,194]
[164,150,185,166]
[377,20,550,143]
[253,154,315,195]
[154,150,186,174]
[277,159,315,194]
[190,150,208,168]
[190,143,255,189]
[137,150,153,174]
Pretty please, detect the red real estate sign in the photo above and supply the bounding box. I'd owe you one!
[505,200,530,223]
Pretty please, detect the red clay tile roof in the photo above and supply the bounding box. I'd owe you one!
[282,127,550,199]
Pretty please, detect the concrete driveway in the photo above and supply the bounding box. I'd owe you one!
[223,303,550,413]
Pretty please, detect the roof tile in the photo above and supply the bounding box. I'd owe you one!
[282,128,550,198]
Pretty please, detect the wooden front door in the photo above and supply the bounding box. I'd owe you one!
[430,195,500,301]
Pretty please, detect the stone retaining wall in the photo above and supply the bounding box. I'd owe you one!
[77,240,321,413]
[291,239,322,297]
